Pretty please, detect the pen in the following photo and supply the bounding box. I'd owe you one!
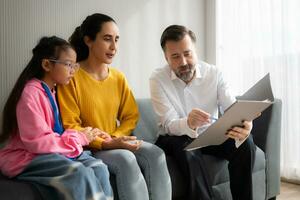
[210,117,218,122]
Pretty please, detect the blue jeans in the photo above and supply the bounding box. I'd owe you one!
[17,151,113,200]
[93,142,171,200]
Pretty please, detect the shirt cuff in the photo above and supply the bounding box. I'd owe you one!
[195,123,211,135]
[234,134,250,148]
[180,117,199,138]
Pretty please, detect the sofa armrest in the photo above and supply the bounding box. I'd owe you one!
[251,98,282,199]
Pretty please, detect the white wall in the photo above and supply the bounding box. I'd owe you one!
[0,0,207,128]
[205,0,216,65]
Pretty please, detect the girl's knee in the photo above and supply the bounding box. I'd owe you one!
[69,162,88,176]
[96,162,110,178]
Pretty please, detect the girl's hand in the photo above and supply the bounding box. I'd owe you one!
[89,128,111,140]
[94,129,112,141]
[102,136,143,152]
[81,127,101,142]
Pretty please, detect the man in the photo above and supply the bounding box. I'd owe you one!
[149,25,256,200]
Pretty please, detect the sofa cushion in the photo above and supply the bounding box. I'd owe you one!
[202,146,265,185]
[0,173,42,200]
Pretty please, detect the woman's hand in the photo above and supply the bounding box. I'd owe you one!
[102,136,142,152]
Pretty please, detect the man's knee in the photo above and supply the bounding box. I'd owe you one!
[156,135,192,155]
[239,136,257,156]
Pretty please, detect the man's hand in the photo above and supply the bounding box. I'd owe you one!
[187,108,211,130]
[102,136,142,152]
[226,120,253,141]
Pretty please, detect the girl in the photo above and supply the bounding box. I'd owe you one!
[0,36,113,200]
[57,13,171,200]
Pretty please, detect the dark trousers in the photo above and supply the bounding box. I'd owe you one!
[156,135,256,200]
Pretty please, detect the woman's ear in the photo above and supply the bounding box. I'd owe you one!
[84,36,92,48]
[41,59,51,72]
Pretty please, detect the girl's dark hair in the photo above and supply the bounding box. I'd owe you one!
[160,25,196,51]
[69,13,115,62]
[0,36,73,143]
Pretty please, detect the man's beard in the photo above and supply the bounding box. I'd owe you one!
[175,64,196,82]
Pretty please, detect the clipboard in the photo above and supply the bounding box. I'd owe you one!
[184,100,272,151]
[184,73,274,151]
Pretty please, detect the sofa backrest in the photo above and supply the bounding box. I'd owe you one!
[133,98,159,144]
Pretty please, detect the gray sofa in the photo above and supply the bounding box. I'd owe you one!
[0,98,282,200]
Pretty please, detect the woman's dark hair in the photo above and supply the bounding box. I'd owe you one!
[160,25,196,51]
[69,13,116,62]
[0,36,73,143]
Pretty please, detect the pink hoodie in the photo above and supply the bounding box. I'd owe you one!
[0,79,89,177]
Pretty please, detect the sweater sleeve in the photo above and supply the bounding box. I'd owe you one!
[111,74,139,137]
[17,89,89,158]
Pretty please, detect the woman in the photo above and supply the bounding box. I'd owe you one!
[57,13,171,200]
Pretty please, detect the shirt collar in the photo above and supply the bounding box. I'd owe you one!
[194,63,202,79]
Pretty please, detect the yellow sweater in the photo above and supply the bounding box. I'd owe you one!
[57,67,139,149]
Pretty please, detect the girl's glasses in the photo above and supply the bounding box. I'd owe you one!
[49,59,80,71]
